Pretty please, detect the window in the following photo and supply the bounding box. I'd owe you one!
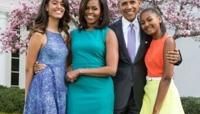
[11,49,20,86]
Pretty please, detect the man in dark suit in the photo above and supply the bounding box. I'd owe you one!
[109,0,182,114]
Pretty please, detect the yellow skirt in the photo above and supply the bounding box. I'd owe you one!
[140,77,185,114]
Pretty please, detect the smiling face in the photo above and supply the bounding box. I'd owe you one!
[140,10,162,36]
[118,0,141,22]
[84,0,101,28]
[46,0,65,19]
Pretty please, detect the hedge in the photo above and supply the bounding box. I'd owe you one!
[0,85,199,114]
[181,97,200,114]
[0,86,24,113]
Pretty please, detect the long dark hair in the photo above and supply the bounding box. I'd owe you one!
[140,7,166,36]
[78,0,110,29]
[31,0,71,35]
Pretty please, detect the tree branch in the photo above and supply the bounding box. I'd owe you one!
[174,30,200,39]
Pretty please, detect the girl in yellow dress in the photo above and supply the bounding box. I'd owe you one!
[139,8,185,114]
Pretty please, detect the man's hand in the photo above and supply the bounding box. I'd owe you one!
[34,61,46,74]
[166,49,181,64]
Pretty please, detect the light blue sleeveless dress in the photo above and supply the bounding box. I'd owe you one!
[24,31,68,114]
[67,27,114,114]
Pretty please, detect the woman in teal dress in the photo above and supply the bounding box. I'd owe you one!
[66,0,119,114]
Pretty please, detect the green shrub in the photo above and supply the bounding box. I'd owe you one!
[181,97,200,114]
[0,85,24,113]
[0,85,200,114]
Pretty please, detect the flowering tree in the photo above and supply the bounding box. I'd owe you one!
[0,0,40,53]
[144,0,200,39]
[0,0,200,53]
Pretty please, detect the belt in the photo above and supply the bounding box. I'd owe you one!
[146,76,162,81]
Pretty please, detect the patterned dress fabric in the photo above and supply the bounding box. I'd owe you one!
[24,31,68,114]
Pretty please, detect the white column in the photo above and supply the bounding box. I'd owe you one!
[19,53,25,88]
[0,12,11,87]
[19,27,28,89]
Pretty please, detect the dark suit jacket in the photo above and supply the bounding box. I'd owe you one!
[110,18,152,111]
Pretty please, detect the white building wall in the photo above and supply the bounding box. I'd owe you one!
[0,0,25,88]
[19,53,25,88]
[174,38,200,97]
[19,27,28,89]
[0,11,12,87]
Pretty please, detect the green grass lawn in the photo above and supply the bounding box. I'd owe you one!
[0,112,20,114]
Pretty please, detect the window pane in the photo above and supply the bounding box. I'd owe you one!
[11,72,19,85]
[11,58,19,71]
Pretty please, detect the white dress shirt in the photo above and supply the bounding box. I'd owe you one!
[122,17,141,55]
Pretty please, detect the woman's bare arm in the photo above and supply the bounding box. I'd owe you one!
[25,32,45,97]
[153,37,175,114]
[67,29,119,81]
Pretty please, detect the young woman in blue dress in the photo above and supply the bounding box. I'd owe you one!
[24,0,70,113]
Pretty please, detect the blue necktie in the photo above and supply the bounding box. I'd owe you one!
[127,24,136,62]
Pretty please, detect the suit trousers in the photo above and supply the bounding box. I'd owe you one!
[114,87,140,114]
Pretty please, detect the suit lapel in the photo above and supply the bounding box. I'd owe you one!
[113,18,151,64]
[115,19,132,63]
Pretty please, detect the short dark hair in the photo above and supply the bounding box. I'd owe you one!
[78,0,110,29]
[32,0,71,35]
[140,7,166,36]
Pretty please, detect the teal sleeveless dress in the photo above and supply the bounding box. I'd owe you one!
[67,27,114,114]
